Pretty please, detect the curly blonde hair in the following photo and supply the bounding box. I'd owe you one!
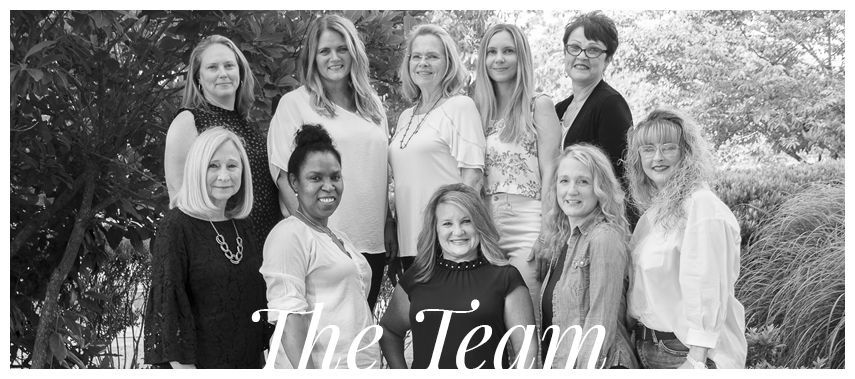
[624,107,714,231]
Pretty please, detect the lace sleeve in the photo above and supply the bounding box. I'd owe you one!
[144,212,197,365]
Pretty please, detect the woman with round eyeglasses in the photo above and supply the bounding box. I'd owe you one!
[389,24,486,272]
[553,12,635,230]
[624,108,747,369]
[267,14,391,311]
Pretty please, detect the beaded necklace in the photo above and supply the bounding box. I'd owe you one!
[294,210,351,258]
[397,96,443,149]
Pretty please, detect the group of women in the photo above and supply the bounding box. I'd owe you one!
[143,11,747,370]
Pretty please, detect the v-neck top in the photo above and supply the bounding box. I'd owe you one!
[260,216,380,368]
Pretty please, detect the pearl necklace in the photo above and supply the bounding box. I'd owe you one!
[209,220,243,264]
[294,210,350,258]
[397,96,442,149]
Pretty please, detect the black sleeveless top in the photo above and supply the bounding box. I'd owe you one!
[180,106,282,243]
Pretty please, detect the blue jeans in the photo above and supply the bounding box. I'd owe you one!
[636,338,717,369]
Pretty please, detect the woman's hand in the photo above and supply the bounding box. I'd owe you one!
[168,361,197,369]
[677,346,709,369]
[384,218,399,262]
[533,236,552,281]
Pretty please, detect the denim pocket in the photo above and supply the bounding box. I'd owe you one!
[657,339,689,357]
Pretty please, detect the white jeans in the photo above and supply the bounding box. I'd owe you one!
[488,193,542,328]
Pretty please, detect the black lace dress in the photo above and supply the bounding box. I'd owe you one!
[400,256,527,369]
[144,209,267,368]
[181,106,282,243]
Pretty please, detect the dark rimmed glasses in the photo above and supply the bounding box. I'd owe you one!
[564,44,608,58]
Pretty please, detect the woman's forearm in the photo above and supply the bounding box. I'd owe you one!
[379,332,408,368]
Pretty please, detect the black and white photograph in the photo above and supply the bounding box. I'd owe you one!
[5,6,846,371]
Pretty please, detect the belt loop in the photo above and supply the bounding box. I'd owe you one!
[651,329,659,343]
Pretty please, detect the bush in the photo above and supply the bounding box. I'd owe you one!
[736,183,844,369]
[712,159,843,245]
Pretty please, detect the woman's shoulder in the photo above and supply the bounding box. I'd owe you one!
[685,186,739,225]
[443,95,478,111]
[277,86,312,108]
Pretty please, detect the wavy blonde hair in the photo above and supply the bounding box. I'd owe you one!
[298,14,385,125]
[625,107,714,231]
[473,23,536,142]
[543,144,627,253]
[410,184,508,284]
[399,24,469,103]
[182,35,257,116]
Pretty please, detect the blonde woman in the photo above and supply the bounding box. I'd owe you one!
[539,144,637,369]
[164,35,281,243]
[473,24,561,326]
[145,127,267,368]
[625,108,747,369]
[267,14,391,309]
[389,24,486,272]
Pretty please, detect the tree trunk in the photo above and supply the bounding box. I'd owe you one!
[30,171,95,369]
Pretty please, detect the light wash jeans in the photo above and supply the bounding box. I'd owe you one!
[488,193,542,328]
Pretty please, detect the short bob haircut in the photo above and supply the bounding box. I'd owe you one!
[399,24,469,103]
[172,126,253,220]
[563,11,620,63]
[182,35,257,116]
[473,23,537,142]
[624,107,714,231]
[543,143,627,253]
[410,183,507,284]
[298,14,386,125]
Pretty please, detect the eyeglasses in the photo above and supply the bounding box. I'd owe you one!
[638,143,680,158]
[564,44,607,58]
[409,53,443,64]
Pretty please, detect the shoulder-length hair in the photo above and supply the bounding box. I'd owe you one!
[182,35,257,116]
[543,144,627,253]
[298,14,386,125]
[472,23,536,142]
[410,183,507,284]
[172,126,253,220]
[625,107,714,231]
[399,24,469,103]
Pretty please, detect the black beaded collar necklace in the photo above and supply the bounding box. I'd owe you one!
[436,255,487,271]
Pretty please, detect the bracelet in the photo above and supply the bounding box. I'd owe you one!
[686,355,707,369]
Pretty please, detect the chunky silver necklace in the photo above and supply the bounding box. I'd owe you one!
[295,210,350,258]
[398,96,442,149]
[209,220,243,264]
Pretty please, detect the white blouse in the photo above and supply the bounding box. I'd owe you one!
[261,217,380,368]
[627,186,747,368]
[388,95,485,257]
[267,86,389,254]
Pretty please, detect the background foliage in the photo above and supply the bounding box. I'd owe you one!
[9,9,844,369]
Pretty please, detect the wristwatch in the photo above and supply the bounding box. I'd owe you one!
[686,355,707,369]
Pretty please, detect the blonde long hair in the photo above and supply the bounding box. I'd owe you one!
[473,24,536,142]
[298,14,385,125]
[410,184,507,284]
[543,144,627,253]
[625,107,714,231]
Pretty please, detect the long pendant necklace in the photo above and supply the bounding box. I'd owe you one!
[295,210,350,258]
[209,220,243,264]
[397,96,443,149]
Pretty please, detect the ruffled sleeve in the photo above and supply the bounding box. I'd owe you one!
[679,189,741,349]
[260,218,313,321]
[438,96,485,170]
[143,211,197,365]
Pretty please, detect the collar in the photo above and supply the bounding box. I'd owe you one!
[571,208,606,237]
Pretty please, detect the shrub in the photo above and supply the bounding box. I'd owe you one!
[736,183,844,369]
[712,159,843,245]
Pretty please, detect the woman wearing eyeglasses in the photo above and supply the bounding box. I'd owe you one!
[624,108,747,369]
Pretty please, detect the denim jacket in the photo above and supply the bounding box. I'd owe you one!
[540,212,638,368]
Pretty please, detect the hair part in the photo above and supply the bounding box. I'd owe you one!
[563,11,620,62]
[624,107,714,231]
[399,24,469,103]
[298,14,386,125]
[472,24,537,142]
[173,126,253,220]
[182,35,257,116]
[543,143,627,253]
[410,183,507,284]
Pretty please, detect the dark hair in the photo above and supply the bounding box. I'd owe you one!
[286,124,341,178]
[562,11,619,61]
